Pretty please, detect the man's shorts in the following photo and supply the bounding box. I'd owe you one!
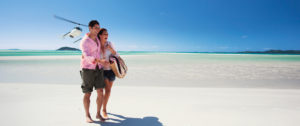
[80,68,105,93]
[104,70,116,82]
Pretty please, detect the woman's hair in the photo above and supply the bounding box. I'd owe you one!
[97,28,108,40]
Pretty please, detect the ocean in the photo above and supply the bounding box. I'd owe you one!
[0,50,300,88]
[1,50,300,61]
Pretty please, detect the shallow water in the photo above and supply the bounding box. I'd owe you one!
[0,52,300,88]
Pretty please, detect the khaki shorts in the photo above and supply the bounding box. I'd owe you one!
[80,68,105,93]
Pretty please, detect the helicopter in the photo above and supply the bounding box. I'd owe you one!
[54,15,87,43]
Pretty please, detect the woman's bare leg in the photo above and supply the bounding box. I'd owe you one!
[102,79,113,119]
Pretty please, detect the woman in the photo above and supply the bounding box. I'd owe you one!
[98,28,118,119]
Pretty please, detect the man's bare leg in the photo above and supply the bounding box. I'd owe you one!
[83,93,93,123]
[102,79,113,119]
[96,89,105,121]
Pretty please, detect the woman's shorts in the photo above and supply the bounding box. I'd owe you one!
[104,70,116,82]
[80,68,105,93]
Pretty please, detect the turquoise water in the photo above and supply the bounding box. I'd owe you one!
[1,50,300,62]
[0,50,161,56]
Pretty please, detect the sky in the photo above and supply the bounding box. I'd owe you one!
[0,0,299,52]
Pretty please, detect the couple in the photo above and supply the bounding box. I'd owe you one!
[80,20,118,122]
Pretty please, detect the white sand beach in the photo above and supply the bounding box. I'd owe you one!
[1,83,300,126]
[1,54,300,126]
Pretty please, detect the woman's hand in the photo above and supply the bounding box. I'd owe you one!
[107,45,117,55]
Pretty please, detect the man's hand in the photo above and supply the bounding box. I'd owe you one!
[96,59,110,66]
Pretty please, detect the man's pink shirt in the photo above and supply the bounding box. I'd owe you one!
[80,33,103,69]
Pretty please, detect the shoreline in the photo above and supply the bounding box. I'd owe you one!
[1,55,300,89]
[1,50,300,57]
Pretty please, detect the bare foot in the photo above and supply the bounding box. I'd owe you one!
[86,116,93,123]
[102,110,109,119]
[96,114,105,122]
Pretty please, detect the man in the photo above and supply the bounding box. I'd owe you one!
[80,20,108,122]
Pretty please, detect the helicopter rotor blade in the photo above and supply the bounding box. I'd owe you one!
[54,15,88,27]
[62,31,71,38]
[73,38,82,43]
